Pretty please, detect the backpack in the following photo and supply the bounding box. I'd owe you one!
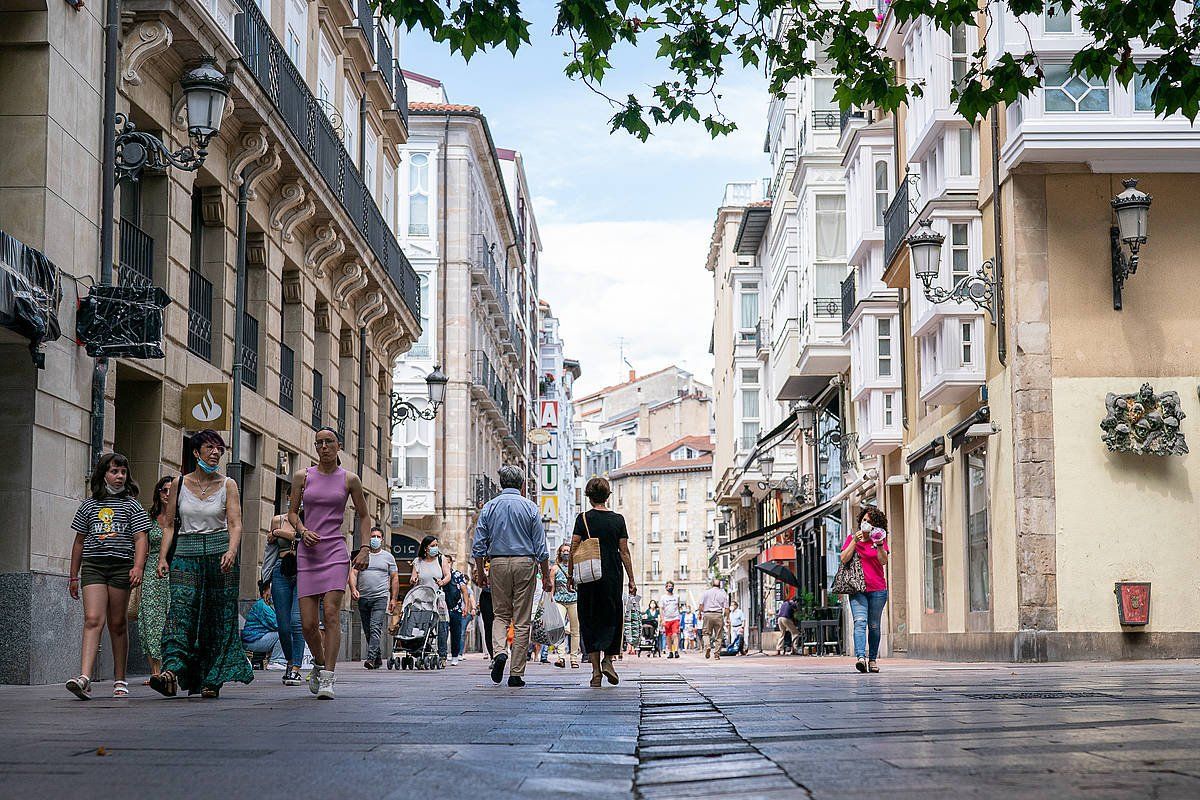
[442,565,463,608]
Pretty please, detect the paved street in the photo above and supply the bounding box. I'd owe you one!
[2,654,1199,798]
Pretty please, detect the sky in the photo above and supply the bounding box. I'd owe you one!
[399,7,769,395]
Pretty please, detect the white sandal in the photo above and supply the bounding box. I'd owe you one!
[112,680,129,698]
[66,675,91,700]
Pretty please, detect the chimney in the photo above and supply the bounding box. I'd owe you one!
[628,369,636,382]
[636,398,652,458]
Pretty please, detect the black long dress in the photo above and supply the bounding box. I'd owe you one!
[574,509,627,657]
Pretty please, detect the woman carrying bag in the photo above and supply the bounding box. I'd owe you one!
[567,477,636,688]
[834,506,890,673]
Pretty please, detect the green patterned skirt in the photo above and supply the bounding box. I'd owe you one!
[161,531,253,691]
[138,532,169,661]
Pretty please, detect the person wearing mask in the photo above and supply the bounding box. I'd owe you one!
[153,430,253,699]
[643,600,661,656]
[351,526,398,670]
[262,513,304,686]
[567,477,636,688]
[287,426,372,700]
[775,597,799,656]
[551,544,579,668]
[699,578,730,660]
[472,465,553,688]
[241,582,287,668]
[843,506,890,673]
[65,453,150,700]
[658,582,682,658]
[725,601,746,656]
[410,535,451,666]
[444,555,473,666]
[138,477,173,685]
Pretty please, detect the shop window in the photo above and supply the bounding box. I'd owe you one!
[921,471,945,614]
[965,444,990,612]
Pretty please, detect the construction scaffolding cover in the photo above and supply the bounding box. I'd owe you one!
[76,284,171,359]
[0,229,62,364]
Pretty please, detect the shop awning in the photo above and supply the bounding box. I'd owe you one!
[737,409,798,476]
[761,544,796,563]
[948,406,991,451]
[907,437,946,475]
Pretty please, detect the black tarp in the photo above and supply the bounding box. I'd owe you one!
[0,229,63,366]
[75,283,170,359]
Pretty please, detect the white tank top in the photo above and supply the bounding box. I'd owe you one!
[177,478,228,535]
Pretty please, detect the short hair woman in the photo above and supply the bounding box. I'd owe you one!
[137,476,174,684]
[288,426,371,699]
[568,476,637,688]
[65,453,151,699]
[152,430,253,698]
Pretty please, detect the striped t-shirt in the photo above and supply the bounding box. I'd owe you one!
[71,496,152,561]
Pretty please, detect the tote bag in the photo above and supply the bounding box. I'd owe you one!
[572,511,603,584]
[830,551,867,595]
[531,591,567,646]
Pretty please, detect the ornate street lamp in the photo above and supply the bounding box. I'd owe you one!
[906,218,999,321]
[389,365,448,427]
[795,399,817,434]
[740,484,754,508]
[720,506,733,525]
[1110,178,1152,310]
[758,453,775,479]
[115,57,231,183]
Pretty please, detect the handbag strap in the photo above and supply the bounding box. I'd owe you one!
[580,510,591,540]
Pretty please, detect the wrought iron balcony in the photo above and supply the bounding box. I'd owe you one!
[279,342,295,414]
[311,368,324,430]
[841,274,856,333]
[884,171,920,266]
[376,27,394,95]
[839,108,866,134]
[241,312,259,392]
[395,64,409,129]
[812,108,841,131]
[235,0,419,322]
[118,218,153,288]
[813,297,842,319]
[187,269,213,362]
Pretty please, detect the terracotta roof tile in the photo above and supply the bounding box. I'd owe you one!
[747,200,772,207]
[611,435,714,477]
[408,102,480,113]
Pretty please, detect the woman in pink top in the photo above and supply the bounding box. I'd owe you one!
[840,506,890,674]
[288,427,371,700]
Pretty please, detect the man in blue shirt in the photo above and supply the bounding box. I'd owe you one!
[472,465,552,688]
[242,582,286,668]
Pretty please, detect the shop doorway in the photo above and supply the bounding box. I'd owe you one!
[113,363,164,494]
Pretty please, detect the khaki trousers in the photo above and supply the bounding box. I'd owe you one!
[489,556,538,677]
[556,601,581,664]
[702,612,725,656]
[776,616,800,652]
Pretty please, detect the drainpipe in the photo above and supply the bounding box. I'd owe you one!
[228,178,249,493]
[90,0,119,466]
[991,108,1007,365]
[439,113,449,521]
[355,325,367,548]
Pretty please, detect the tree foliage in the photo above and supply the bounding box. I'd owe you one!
[379,1,1200,139]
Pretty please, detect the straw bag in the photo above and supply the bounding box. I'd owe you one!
[572,512,603,584]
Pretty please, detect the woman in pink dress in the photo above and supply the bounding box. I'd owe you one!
[287,427,371,700]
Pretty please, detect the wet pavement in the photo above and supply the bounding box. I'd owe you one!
[1,652,1199,798]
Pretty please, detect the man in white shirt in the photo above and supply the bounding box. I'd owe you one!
[726,601,746,655]
[350,526,398,669]
[698,579,730,660]
[658,582,682,659]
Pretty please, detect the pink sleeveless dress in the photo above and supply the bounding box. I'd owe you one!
[297,466,351,597]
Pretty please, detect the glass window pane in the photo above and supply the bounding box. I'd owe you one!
[742,389,759,418]
[1134,73,1156,112]
[815,195,847,260]
[966,446,990,611]
[1078,85,1110,112]
[922,473,945,614]
[958,128,973,175]
[1045,2,1072,33]
[740,289,758,328]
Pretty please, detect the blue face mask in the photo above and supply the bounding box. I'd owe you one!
[196,459,219,475]
[428,546,440,557]
[369,536,383,550]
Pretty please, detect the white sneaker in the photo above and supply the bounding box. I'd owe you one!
[307,665,324,695]
[316,670,335,700]
[450,657,459,666]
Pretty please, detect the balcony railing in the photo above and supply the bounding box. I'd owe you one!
[312,369,324,430]
[279,342,295,414]
[395,65,409,129]
[241,312,259,392]
[737,436,759,452]
[356,0,376,59]
[812,108,841,131]
[814,297,842,319]
[884,171,919,265]
[376,27,394,95]
[236,0,419,322]
[336,390,347,444]
[187,270,213,361]
[841,274,856,333]
[472,474,499,509]
[118,217,153,288]
[839,108,866,134]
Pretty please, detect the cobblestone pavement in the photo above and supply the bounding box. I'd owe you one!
[2,653,1199,798]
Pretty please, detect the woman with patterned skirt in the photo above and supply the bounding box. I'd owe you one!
[152,430,253,698]
[137,476,174,681]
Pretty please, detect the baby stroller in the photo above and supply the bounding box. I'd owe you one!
[388,584,443,670]
[638,616,661,657]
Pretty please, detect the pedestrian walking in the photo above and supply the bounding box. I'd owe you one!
[775,597,799,655]
[843,506,890,673]
[551,544,579,669]
[241,581,287,668]
[351,525,398,669]
[644,600,662,656]
[657,582,682,658]
[471,465,553,688]
[725,601,746,656]
[137,476,173,685]
[410,536,451,666]
[699,578,729,659]
[475,561,494,659]
[262,513,304,686]
[288,426,372,700]
[567,477,636,688]
[444,554,472,665]
[65,452,150,700]
[683,605,700,652]
[153,430,253,699]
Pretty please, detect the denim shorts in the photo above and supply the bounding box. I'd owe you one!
[80,557,132,590]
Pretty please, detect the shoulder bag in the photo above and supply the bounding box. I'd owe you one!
[572,512,603,584]
[830,549,867,595]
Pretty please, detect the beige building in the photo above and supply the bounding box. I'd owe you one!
[0,0,421,683]
[611,435,717,606]
[390,74,539,563]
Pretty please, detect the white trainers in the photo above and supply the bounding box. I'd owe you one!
[307,664,324,695]
[450,657,459,666]
[316,670,335,700]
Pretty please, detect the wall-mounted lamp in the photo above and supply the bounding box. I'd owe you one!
[907,218,999,323]
[1110,178,1152,310]
[739,484,754,508]
[389,365,448,428]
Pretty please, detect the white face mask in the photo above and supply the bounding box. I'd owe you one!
[860,519,874,533]
[369,536,382,550]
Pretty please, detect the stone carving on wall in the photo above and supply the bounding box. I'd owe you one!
[120,21,172,88]
[1100,383,1188,456]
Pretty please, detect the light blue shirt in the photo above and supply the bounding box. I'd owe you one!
[471,488,549,562]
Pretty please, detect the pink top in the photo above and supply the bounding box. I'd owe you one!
[842,534,889,593]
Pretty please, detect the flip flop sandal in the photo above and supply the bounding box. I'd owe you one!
[200,686,220,699]
[66,675,91,700]
[554,658,566,668]
[149,670,178,697]
[112,680,129,698]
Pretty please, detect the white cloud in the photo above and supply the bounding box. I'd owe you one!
[539,219,715,397]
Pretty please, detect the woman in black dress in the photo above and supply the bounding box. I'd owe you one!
[568,477,637,688]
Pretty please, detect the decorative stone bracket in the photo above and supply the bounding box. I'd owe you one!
[121,21,172,88]
[1100,383,1188,456]
[332,261,368,309]
[303,225,342,278]
[269,182,316,243]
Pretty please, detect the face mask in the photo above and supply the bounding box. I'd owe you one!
[196,459,219,475]
[104,481,123,495]
[369,536,382,550]
[428,546,440,557]
[860,519,874,533]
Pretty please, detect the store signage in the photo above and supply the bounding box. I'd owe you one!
[539,399,560,429]
[182,382,231,430]
[1114,581,1150,626]
[539,494,560,523]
